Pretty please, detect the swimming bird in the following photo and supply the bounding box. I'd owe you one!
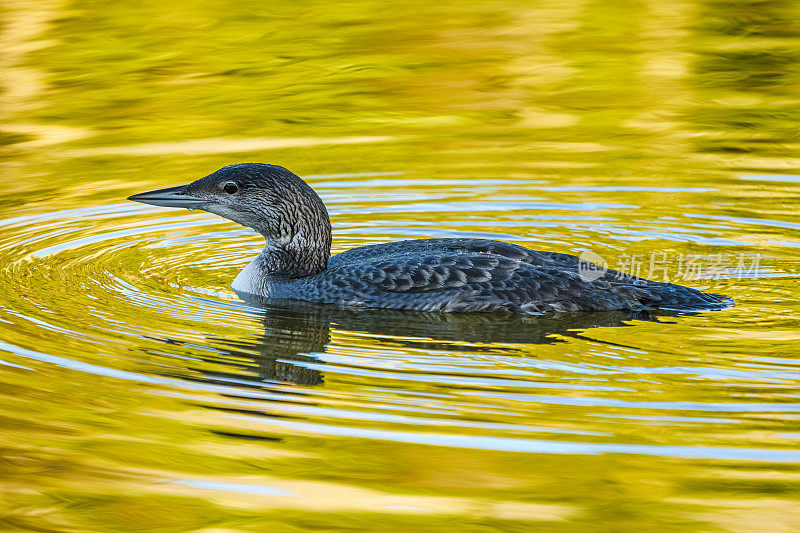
[128,163,733,314]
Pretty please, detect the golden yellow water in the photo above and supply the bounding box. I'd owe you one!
[1,0,800,531]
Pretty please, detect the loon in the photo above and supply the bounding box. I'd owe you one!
[128,163,733,314]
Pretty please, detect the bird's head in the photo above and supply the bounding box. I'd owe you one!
[128,163,332,273]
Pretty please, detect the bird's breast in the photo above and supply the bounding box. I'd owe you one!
[231,256,267,295]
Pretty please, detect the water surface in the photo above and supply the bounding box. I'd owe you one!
[1,0,800,531]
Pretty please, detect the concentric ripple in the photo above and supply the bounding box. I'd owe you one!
[1,172,799,475]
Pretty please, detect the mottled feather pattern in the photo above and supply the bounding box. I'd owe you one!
[281,238,733,314]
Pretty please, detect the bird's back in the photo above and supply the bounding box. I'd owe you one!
[282,238,733,314]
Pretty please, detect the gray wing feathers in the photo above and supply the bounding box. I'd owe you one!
[322,252,624,313]
[301,238,733,313]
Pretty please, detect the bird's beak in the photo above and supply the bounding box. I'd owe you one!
[127,184,208,210]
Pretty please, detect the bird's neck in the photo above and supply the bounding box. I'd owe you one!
[231,233,330,296]
[258,230,331,278]
[237,190,333,285]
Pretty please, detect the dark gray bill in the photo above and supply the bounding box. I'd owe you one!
[127,184,208,209]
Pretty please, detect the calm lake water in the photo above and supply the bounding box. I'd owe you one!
[2,0,799,531]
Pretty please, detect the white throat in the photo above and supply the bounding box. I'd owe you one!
[231,254,266,294]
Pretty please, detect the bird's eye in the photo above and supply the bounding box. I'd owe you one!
[223,182,238,194]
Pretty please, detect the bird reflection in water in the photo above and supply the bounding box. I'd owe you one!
[183,293,683,388]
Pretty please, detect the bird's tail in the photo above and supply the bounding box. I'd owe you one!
[643,283,734,312]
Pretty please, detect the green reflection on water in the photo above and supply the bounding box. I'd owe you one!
[1,0,800,531]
